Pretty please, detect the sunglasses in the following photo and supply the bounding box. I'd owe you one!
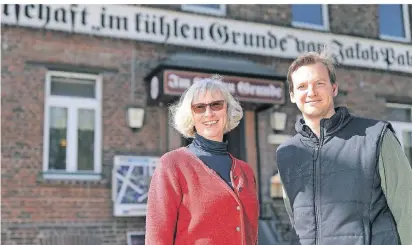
[191,100,225,114]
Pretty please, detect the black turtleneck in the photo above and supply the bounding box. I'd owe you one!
[187,133,233,188]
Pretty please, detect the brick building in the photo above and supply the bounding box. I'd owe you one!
[1,4,411,245]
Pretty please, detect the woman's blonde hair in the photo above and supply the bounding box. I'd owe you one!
[169,75,243,138]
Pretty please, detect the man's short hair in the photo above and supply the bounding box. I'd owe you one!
[287,51,337,93]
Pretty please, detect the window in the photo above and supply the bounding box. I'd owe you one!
[42,71,102,180]
[386,103,412,163]
[127,231,145,245]
[292,4,329,31]
[181,4,226,16]
[379,4,411,42]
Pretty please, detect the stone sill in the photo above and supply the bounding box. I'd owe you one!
[36,172,109,187]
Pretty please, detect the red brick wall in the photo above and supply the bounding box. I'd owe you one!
[1,26,169,244]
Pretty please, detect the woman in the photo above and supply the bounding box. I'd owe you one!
[145,75,259,245]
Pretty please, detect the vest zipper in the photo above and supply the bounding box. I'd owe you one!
[314,122,324,245]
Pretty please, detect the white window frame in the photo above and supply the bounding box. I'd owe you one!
[386,102,412,151]
[291,4,329,31]
[379,4,411,43]
[181,4,226,16]
[42,71,102,180]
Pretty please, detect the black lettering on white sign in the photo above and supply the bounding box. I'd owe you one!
[2,4,411,74]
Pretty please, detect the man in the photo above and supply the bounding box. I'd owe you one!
[276,51,412,245]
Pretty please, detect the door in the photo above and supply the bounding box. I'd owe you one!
[224,117,246,161]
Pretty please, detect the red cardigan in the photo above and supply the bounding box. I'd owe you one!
[145,147,259,245]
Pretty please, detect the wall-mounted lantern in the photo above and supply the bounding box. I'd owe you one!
[127,107,145,129]
[267,110,292,145]
[270,111,287,131]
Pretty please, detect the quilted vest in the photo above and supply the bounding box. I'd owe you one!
[277,107,400,245]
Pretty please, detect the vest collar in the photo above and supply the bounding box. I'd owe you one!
[295,106,353,139]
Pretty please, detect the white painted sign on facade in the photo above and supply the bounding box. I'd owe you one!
[2,4,412,74]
